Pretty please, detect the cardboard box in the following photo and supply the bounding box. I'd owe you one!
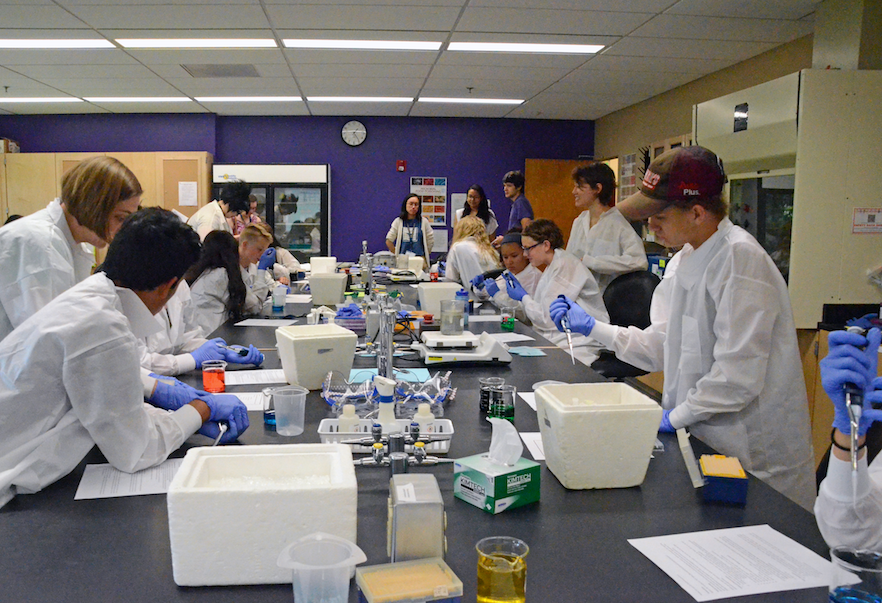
[453,454,540,514]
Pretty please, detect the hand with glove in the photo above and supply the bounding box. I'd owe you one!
[147,375,204,411]
[821,327,882,436]
[846,313,880,331]
[658,409,676,433]
[549,295,596,336]
[191,337,263,367]
[484,278,500,298]
[257,247,277,271]
[197,393,250,444]
[503,272,527,301]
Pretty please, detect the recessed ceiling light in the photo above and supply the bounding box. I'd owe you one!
[284,39,441,51]
[307,96,413,103]
[448,42,603,54]
[419,97,524,105]
[116,39,277,49]
[85,97,192,102]
[0,39,114,49]
[196,96,302,102]
[0,97,83,103]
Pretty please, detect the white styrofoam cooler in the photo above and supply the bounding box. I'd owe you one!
[417,282,462,316]
[535,383,662,489]
[167,444,357,586]
[309,272,348,305]
[309,256,337,274]
[276,323,357,389]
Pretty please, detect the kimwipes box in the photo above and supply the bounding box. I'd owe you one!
[453,454,540,514]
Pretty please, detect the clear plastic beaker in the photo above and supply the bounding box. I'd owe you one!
[202,360,227,393]
[830,546,882,602]
[277,532,366,603]
[476,536,529,603]
[440,299,465,336]
[269,385,308,436]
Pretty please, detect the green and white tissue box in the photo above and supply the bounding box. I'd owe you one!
[453,454,540,514]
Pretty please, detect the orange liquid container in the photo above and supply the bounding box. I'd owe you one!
[202,368,225,393]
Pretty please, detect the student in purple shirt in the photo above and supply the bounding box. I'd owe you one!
[493,170,534,246]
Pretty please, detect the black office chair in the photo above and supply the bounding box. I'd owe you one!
[590,270,661,379]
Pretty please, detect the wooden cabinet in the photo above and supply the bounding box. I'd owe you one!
[156,152,212,218]
[4,153,57,217]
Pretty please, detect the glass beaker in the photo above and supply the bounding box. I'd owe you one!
[476,536,529,603]
[500,305,517,332]
[440,299,465,336]
[479,377,505,414]
[488,385,517,423]
[830,546,882,602]
[202,360,227,393]
[277,532,366,603]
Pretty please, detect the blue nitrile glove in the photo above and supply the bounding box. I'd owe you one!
[147,374,204,411]
[484,279,500,298]
[549,296,596,336]
[197,393,250,443]
[257,247,276,271]
[504,273,527,301]
[190,337,227,368]
[821,327,882,435]
[470,274,486,290]
[335,303,363,319]
[846,313,879,330]
[221,344,264,366]
[658,409,675,433]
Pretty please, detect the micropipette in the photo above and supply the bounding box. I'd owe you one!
[556,295,576,365]
[212,423,228,447]
[845,326,868,502]
[217,343,248,356]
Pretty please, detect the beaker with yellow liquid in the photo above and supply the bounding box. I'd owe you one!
[476,536,529,603]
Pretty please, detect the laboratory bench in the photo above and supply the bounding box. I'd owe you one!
[0,308,830,603]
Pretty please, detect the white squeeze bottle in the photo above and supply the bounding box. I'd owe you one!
[337,404,359,433]
[413,403,435,434]
[374,376,399,433]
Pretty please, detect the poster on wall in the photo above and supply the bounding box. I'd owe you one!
[411,177,447,226]
[853,207,882,234]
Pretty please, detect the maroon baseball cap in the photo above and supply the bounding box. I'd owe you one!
[618,146,727,221]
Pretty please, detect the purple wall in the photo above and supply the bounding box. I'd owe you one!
[0,113,593,260]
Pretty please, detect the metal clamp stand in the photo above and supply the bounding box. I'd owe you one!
[351,423,453,475]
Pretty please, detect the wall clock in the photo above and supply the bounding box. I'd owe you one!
[341,120,367,146]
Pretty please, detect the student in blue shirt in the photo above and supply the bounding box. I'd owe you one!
[385,193,434,268]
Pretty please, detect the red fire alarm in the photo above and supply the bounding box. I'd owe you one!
[396,160,406,172]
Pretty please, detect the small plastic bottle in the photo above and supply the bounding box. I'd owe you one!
[413,403,435,434]
[374,376,400,433]
[337,404,359,433]
[455,289,469,328]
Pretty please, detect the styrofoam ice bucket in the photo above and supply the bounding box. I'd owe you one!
[276,323,357,390]
[277,532,366,603]
[535,383,662,489]
[417,282,462,316]
[167,444,358,586]
[310,256,337,274]
[309,273,348,306]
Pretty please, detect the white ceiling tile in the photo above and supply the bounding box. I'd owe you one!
[605,37,778,61]
[298,77,422,96]
[266,4,461,31]
[195,100,310,116]
[292,63,431,79]
[0,102,109,115]
[470,0,672,10]
[437,49,592,69]
[457,7,653,35]
[306,101,413,116]
[50,79,186,96]
[0,6,88,28]
[283,48,440,66]
[85,100,207,113]
[632,14,815,42]
[10,64,158,80]
[66,5,271,29]
[666,0,820,20]
[584,53,733,74]
[409,102,519,118]
[0,49,138,66]
[421,79,550,97]
[164,77,301,96]
[124,49,287,66]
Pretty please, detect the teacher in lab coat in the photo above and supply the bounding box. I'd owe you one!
[550,146,815,510]
[0,156,143,342]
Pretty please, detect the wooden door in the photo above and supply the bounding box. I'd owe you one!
[525,159,591,245]
[156,152,212,218]
[5,153,57,217]
[108,152,158,207]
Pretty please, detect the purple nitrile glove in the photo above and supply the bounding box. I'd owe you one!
[658,409,675,433]
[147,374,203,411]
[197,393,250,443]
[821,328,881,435]
[190,337,227,368]
[257,247,276,271]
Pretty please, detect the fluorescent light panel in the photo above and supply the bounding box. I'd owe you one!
[196,96,302,102]
[307,96,413,103]
[0,97,83,103]
[284,39,440,51]
[86,97,192,102]
[419,97,523,105]
[448,42,603,54]
[116,38,276,49]
[0,39,114,49]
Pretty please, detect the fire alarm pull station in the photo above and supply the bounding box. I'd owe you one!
[396,160,406,172]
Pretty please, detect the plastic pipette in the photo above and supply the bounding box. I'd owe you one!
[212,423,228,447]
[845,326,867,503]
[217,343,248,356]
[556,295,575,365]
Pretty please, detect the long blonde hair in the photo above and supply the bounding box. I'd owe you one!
[452,216,501,268]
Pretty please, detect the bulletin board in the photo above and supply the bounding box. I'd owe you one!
[410,176,447,226]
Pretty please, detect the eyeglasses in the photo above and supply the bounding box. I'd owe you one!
[522,242,541,253]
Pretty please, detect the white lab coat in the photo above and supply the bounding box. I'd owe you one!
[189,265,271,336]
[273,247,301,281]
[590,219,815,509]
[488,264,542,323]
[0,199,95,341]
[567,207,648,293]
[186,201,231,241]
[137,280,207,375]
[816,453,882,550]
[521,248,609,366]
[0,273,203,508]
[453,208,499,237]
[444,237,502,291]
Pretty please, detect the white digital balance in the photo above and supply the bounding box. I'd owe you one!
[411,331,512,364]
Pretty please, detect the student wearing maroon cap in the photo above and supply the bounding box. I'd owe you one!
[549,145,815,510]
